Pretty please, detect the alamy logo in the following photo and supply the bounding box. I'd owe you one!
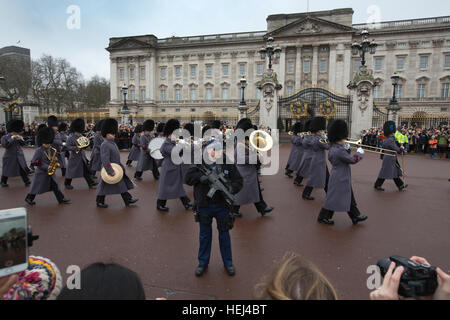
[66,5,81,30]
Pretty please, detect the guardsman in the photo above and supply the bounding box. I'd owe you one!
[64,118,98,190]
[231,118,273,218]
[47,116,66,177]
[25,127,71,206]
[1,120,31,187]
[185,140,243,277]
[374,121,408,192]
[293,120,312,188]
[286,122,304,185]
[126,124,143,167]
[89,120,105,180]
[96,118,138,208]
[318,120,368,226]
[156,119,192,212]
[302,117,330,201]
[58,122,69,176]
[135,120,159,181]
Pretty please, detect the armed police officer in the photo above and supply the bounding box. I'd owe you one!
[185,140,243,277]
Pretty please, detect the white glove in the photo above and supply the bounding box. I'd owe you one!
[62,142,66,146]
[344,143,351,151]
[357,148,365,155]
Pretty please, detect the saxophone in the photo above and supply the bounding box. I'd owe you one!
[47,147,60,176]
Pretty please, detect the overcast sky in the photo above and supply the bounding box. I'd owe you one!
[0,0,449,80]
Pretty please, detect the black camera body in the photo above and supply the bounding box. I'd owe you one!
[27,226,39,247]
[377,256,438,298]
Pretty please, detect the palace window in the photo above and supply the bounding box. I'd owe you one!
[445,55,450,68]
[303,60,311,73]
[239,64,246,76]
[206,88,212,100]
[374,58,383,71]
[141,89,146,101]
[129,89,135,101]
[256,89,261,99]
[206,65,213,77]
[397,57,405,70]
[395,85,403,99]
[287,61,295,74]
[129,68,135,80]
[420,56,429,69]
[160,67,167,79]
[190,65,197,78]
[191,108,196,112]
[175,66,181,78]
[140,67,146,80]
[374,85,381,98]
[223,64,229,76]
[417,84,426,98]
[161,109,166,113]
[119,68,125,81]
[176,108,181,113]
[175,89,181,101]
[257,63,264,75]
[222,88,229,99]
[222,108,228,112]
[286,86,294,96]
[319,60,327,73]
[190,89,197,100]
[160,89,166,101]
[442,83,450,98]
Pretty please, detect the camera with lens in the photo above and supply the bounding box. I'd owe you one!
[377,256,438,298]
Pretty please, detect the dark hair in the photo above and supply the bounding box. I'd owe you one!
[57,263,146,300]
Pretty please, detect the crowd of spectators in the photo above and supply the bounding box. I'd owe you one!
[360,125,449,159]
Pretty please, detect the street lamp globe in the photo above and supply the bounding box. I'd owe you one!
[274,47,282,59]
[391,73,400,86]
[351,43,360,56]
[240,77,247,89]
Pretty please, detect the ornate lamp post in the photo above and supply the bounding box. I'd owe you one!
[259,37,282,70]
[387,73,401,125]
[120,84,130,125]
[238,77,248,120]
[351,30,378,66]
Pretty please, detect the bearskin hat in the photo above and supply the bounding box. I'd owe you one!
[37,127,55,145]
[304,120,312,133]
[328,119,349,143]
[184,123,195,137]
[37,124,47,133]
[101,118,119,138]
[6,120,24,133]
[310,117,326,133]
[210,120,222,130]
[94,120,105,132]
[156,122,165,134]
[70,119,85,133]
[235,118,253,132]
[134,125,144,134]
[292,122,304,135]
[383,121,396,136]
[164,119,180,137]
[58,122,68,132]
[143,120,155,132]
[47,116,59,128]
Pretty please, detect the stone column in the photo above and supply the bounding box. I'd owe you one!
[295,46,302,89]
[257,69,282,130]
[343,44,352,94]
[328,43,337,91]
[312,45,319,85]
[110,57,118,101]
[348,66,377,139]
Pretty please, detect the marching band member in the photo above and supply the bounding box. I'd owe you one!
[293,120,312,188]
[1,120,31,188]
[126,124,143,167]
[182,123,196,182]
[231,118,273,218]
[317,120,368,226]
[64,118,98,190]
[374,121,408,192]
[185,140,243,277]
[285,122,304,184]
[96,119,138,208]
[47,116,66,177]
[155,122,166,168]
[89,120,105,179]
[25,127,71,206]
[302,117,330,201]
[135,120,159,181]
[34,124,47,147]
[58,122,69,176]
[156,119,192,212]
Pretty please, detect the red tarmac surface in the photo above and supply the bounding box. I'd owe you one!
[0,145,449,300]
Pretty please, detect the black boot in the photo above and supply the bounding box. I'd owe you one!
[231,206,242,218]
[260,207,274,217]
[399,184,408,192]
[134,172,143,181]
[96,196,108,208]
[318,209,334,225]
[285,169,293,178]
[302,187,315,201]
[122,193,138,207]
[181,197,193,210]
[374,186,385,191]
[126,160,132,167]
[55,190,71,204]
[351,216,368,225]
[25,194,36,206]
[195,265,208,277]
[1,176,8,188]
[61,168,66,177]
[293,176,304,187]
[65,179,74,190]
[225,265,236,276]
[157,200,169,212]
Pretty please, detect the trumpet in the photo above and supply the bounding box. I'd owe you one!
[345,140,397,157]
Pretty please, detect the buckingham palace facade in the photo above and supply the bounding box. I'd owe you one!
[106,8,450,126]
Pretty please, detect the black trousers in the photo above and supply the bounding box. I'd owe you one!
[65,162,95,187]
[319,189,361,221]
[303,168,330,197]
[135,160,160,179]
[97,192,132,205]
[2,167,30,185]
[27,179,65,203]
[375,178,404,189]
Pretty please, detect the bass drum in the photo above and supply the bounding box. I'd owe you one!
[149,137,166,160]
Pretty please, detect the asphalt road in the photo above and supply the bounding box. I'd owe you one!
[0,145,449,300]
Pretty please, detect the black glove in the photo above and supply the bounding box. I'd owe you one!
[200,175,209,185]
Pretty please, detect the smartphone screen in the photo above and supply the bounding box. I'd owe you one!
[0,208,28,277]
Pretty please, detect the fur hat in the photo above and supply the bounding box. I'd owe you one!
[156,122,165,134]
[292,122,304,135]
[383,121,396,136]
[328,119,349,143]
[47,116,58,128]
[6,120,24,133]
[37,127,55,145]
[310,117,326,133]
[143,120,155,132]
[70,119,85,133]
[58,122,68,132]
[36,124,47,133]
[235,118,253,132]
[304,120,312,132]
[3,256,62,300]
[164,119,180,137]
[210,120,222,130]
[184,123,195,137]
[101,118,118,138]
[94,120,105,132]
[134,125,144,134]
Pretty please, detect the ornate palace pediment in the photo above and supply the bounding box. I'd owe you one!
[266,16,354,38]
[107,38,152,52]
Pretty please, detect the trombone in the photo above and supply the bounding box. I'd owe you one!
[345,140,397,157]
[288,131,310,137]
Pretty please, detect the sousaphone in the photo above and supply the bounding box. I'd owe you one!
[101,163,124,185]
